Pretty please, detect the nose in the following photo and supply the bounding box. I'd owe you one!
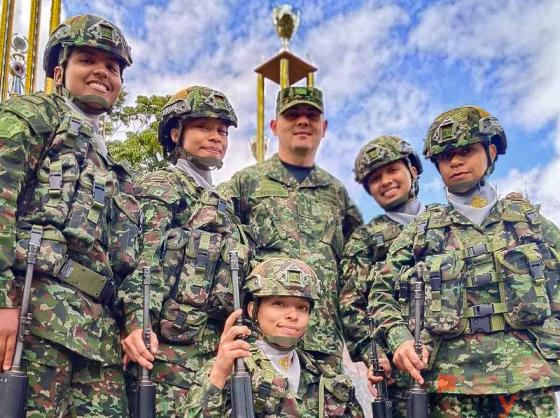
[284,306,298,321]
[295,113,310,126]
[449,153,463,167]
[380,172,392,186]
[92,64,108,78]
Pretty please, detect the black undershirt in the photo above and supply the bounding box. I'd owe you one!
[280,160,313,183]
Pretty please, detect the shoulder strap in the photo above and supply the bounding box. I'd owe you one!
[1,93,59,137]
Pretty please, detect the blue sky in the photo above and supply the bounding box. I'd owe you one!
[14,0,560,223]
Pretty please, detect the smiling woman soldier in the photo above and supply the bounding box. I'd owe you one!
[0,14,139,417]
[185,257,364,417]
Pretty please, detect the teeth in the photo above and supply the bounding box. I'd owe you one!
[88,82,108,92]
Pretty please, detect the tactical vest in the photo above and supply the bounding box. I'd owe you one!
[7,94,140,306]
[158,188,251,349]
[397,197,560,345]
[363,215,402,263]
[243,346,354,417]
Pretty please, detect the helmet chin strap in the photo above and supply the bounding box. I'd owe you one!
[186,153,223,170]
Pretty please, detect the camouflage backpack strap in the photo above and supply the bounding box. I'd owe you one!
[244,348,282,412]
[412,204,451,257]
[368,215,402,261]
[500,193,544,241]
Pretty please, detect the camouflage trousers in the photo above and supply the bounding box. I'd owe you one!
[430,388,559,418]
[126,359,194,418]
[23,335,127,417]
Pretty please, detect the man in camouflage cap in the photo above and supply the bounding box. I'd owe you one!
[219,86,363,371]
[341,135,426,417]
[0,14,138,416]
[185,257,364,417]
[119,85,251,416]
[369,105,560,417]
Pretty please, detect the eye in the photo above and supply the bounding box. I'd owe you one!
[218,127,228,136]
[107,63,120,74]
[298,305,309,313]
[306,111,321,121]
[272,300,285,307]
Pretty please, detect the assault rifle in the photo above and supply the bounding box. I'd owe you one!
[406,262,429,418]
[0,225,43,418]
[368,317,392,418]
[134,266,156,418]
[229,251,255,418]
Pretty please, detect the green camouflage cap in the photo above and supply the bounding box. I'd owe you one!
[244,258,319,303]
[276,86,324,114]
[158,85,238,157]
[424,105,507,159]
[354,135,423,185]
[43,14,132,78]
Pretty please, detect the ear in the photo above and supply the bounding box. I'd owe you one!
[247,302,255,319]
[270,119,278,135]
[410,165,418,179]
[53,66,63,86]
[488,143,497,163]
[170,128,180,144]
[322,119,328,137]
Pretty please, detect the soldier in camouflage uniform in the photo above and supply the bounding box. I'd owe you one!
[185,257,364,417]
[119,86,250,417]
[340,135,425,417]
[369,105,560,417]
[0,14,139,417]
[219,86,363,371]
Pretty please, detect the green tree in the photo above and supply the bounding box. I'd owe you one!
[105,92,170,172]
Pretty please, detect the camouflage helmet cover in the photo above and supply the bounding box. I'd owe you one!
[423,105,507,159]
[354,135,423,185]
[43,14,132,78]
[244,258,319,303]
[158,85,238,156]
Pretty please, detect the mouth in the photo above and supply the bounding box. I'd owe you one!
[277,325,300,336]
[202,147,223,156]
[381,186,399,197]
[450,171,470,180]
[86,81,110,93]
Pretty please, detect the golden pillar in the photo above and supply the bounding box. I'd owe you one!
[0,0,15,100]
[252,4,317,162]
[44,0,61,94]
[25,0,41,94]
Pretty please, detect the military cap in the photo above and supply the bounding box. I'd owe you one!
[276,86,324,114]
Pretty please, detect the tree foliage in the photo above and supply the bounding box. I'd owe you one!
[105,92,170,172]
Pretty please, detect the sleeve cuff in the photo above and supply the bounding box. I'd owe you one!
[387,325,414,353]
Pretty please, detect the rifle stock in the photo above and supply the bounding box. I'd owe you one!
[0,225,43,418]
[406,262,429,418]
[229,251,255,418]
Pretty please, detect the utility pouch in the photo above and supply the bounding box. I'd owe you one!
[527,316,560,360]
[423,252,466,336]
[158,299,211,346]
[109,192,141,276]
[15,225,67,275]
[496,243,552,328]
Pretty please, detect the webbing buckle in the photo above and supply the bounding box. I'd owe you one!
[469,316,492,333]
[92,180,106,209]
[195,252,209,272]
[68,117,82,137]
[471,303,494,317]
[430,272,441,291]
[27,225,43,264]
[257,382,272,399]
[470,273,492,287]
[466,243,489,258]
[529,260,544,280]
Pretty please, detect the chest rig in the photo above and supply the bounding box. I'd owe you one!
[12,95,140,307]
[243,347,353,417]
[400,197,560,337]
[366,216,403,263]
[157,183,251,350]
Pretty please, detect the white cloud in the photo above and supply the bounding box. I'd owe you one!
[411,0,560,222]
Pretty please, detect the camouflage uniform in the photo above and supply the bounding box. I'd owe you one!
[219,87,362,368]
[0,15,138,417]
[340,136,424,418]
[119,86,250,417]
[184,257,364,417]
[369,106,560,417]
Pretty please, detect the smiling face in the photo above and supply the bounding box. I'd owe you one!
[367,160,416,209]
[249,296,310,345]
[171,117,229,161]
[271,104,327,167]
[436,142,497,193]
[54,46,122,109]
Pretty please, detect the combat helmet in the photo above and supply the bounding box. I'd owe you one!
[158,86,238,168]
[244,258,319,350]
[43,14,132,112]
[354,135,423,205]
[424,106,507,177]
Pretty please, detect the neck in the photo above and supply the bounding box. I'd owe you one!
[278,150,316,167]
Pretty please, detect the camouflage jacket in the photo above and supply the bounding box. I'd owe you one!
[185,343,364,417]
[340,214,402,364]
[219,154,363,357]
[0,93,141,365]
[120,166,249,385]
[369,195,560,394]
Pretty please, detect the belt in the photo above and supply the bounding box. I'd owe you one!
[56,258,116,306]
